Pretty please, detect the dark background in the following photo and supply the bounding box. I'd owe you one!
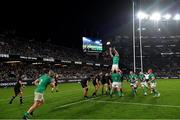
[0,0,179,49]
[0,0,131,49]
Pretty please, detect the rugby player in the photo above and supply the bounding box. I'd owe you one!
[148,69,160,97]
[139,72,148,96]
[81,76,91,99]
[22,70,55,119]
[9,75,23,104]
[51,73,59,92]
[109,47,119,72]
[101,73,106,95]
[110,69,123,97]
[128,71,138,96]
[104,73,112,95]
[92,73,101,97]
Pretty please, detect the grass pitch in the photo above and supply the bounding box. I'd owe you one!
[0,79,180,119]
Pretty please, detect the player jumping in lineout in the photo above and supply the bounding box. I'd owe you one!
[109,47,119,72]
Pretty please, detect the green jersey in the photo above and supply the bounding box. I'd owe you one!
[111,73,122,82]
[139,74,145,82]
[148,73,156,83]
[128,74,137,83]
[112,56,119,65]
[35,74,53,93]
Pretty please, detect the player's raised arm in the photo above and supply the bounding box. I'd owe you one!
[109,47,113,57]
[113,47,119,56]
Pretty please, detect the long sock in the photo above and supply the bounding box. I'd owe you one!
[20,97,23,104]
[30,111,34,116]
[108,87,111,91]
[102,88,104,95]
[132,89,136,95]
[153,89,156,95]
[110,89,113,95]
[118,91,121,97]
[153,89,158,95]
[24,112,30,118]
[9,96,15,104]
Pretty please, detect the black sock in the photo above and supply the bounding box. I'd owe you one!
[30,111,34,116]
[20,97,23,104]
[9,96,15,104]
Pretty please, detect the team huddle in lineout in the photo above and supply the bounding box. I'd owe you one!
[81,47,160,99]
[8,47,160,120]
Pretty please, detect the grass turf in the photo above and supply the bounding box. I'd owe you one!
[0,79,180,119]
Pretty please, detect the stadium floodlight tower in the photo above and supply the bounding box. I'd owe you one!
[137,11,148,73]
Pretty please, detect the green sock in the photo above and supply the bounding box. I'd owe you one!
[143,87,147,94]
[133,89,136,95]
[110,89,113,95]
[24,112,29,117]
[118,91,121,97]
[153,89,158,95]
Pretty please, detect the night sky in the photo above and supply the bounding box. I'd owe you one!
[0,0,179,49]
[0,0,131,48]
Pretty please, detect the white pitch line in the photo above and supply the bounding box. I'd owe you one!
[55,97,100,109]
[94,100,180,108]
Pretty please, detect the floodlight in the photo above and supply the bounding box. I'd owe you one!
[137,11,148,20]
[173,14,180,20]
[163,14,171,20]
[150,12,161,21]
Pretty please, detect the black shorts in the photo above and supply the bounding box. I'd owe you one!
[93,81,98,86]
[106,80,111,85]
[101,79,106,85]
[55,83,58,86]
[14,88,21,96]
[81,82,87,88]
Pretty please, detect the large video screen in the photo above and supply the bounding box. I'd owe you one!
[82,37,103,53]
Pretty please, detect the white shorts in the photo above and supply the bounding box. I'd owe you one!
[112,82,121,88]
[130,83,137,88]
[150,82,156,88]
[34,92,44,102]
[141,82,148,87]
[111,64,119,71]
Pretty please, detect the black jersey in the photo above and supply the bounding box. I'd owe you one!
[101,75,106,84]
[81,77,89,88]
[54,77,58,86]
[14,80,22,95]
[14,80,22,89]
[105,75,112,84]
[93,75,100,86]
